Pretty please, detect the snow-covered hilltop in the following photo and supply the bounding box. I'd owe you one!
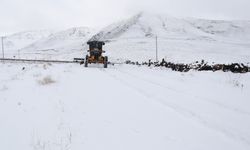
[20,27,96,59]
[4,30,55,55]
[3,12,250,62]
[91,12,250,42]
[3,27,96,59]
[91,12,250,63]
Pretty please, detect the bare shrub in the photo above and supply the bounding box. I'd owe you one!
[38,76,56,85]
[42,63,52,70]
[228,75,244,90]
[0,85,8,91]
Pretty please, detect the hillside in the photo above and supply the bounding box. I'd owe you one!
[3,27,96,60]
[20,27,96,60]
[91,12,250,63]
[3,12,250,63]
[3,30,55,57]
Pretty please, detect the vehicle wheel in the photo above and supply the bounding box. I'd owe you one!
[85,55,89,67]
[104,56,108,68]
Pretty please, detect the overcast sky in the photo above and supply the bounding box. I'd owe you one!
[1,0,250,35]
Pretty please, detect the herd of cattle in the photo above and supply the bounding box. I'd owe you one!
[125,59,250,73]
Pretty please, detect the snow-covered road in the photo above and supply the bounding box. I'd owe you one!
[0,63,250,150]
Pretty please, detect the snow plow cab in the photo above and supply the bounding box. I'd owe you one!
[85,41,108,68]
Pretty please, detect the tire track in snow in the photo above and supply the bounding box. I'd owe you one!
[118,68,250,116]
[102,68,250,147]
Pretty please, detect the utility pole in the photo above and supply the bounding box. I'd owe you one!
[1,36,5,61]
[155,35,158,62]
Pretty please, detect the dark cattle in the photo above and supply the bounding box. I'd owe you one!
[160,59,167,67]
[199,64,213,71]
[222,65,231,72]
[124,59,249,73]
[212,64,223,71]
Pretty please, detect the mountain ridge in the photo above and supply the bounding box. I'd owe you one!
[3,12,250,63]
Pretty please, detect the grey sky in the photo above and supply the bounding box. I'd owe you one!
[1,0,250,35]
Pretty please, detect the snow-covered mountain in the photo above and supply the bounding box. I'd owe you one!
[3,30,55,57]
[91,12,250,41]
[89,12,250,63]
[3,12,250,62]
[20,27,96,59]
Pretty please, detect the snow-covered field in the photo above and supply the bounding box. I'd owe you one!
[1,62,250,150]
